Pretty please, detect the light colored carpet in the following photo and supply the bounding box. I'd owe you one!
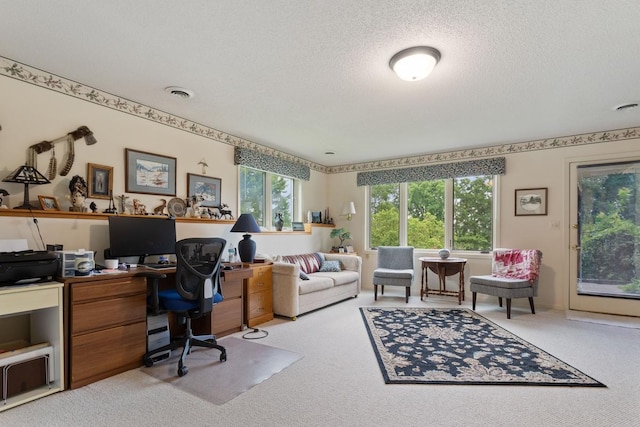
[141,336,303,405]
[2,291,639,426]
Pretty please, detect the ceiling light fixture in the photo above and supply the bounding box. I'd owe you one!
[164,86,195,99]
[389,46,441,81]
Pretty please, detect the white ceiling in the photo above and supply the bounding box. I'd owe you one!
[1,1,639,167]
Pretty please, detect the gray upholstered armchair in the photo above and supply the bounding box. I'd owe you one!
[470,249,542,319]
[372,246,414,303]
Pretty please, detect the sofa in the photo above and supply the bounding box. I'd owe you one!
[271,252,361,320]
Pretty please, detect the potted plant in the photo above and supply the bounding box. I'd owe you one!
[330,227,352,252]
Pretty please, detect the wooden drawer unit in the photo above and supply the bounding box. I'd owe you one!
[193,266,251,338]
[244,263,273,327]
[65,274,147,389]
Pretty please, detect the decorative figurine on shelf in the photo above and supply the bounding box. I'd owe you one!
[89,201,98,213]
[274,212,284,231]
[116,194,129,214]
[68,175,88,212]
[133,199,147,215]
[0,189,8,209]
[153,198,167,215]
[103,191,117,214]
[219,203,234,220]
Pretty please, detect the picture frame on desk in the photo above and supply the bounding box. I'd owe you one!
[292,221,305,231]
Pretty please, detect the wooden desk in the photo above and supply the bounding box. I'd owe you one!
[62,265,252,389]
[419,257,467,305]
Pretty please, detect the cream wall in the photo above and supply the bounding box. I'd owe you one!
[2,72,639,312]
[0,75,332,258]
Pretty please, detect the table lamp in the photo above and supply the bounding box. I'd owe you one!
[2,165,51,209]
[230,213,261,263]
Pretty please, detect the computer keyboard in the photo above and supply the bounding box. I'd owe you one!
[144,263,174,270]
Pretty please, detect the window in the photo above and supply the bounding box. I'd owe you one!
[370,175,494,251]
[239,166,296,229]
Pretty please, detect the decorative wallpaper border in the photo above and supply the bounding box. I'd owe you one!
[2,55,639,175]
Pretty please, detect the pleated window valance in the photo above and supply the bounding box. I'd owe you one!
[356,157,506,186]
[234,147,310,181]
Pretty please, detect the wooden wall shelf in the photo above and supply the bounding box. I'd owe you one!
[0,209,331,233]
[0,209,235,224]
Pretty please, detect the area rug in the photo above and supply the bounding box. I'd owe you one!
[142,336,303,404]
[360,307,605,386]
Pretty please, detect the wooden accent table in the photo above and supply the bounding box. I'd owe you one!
[419,257,467,305]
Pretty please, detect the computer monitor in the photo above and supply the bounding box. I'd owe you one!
[107,216,176,264]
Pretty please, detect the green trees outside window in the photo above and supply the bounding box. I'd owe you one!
[239,166,295,229]
[370,176,494,251]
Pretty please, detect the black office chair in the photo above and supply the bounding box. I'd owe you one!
[142,237,227,377]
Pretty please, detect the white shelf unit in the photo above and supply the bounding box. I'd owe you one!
[0,281,64,412]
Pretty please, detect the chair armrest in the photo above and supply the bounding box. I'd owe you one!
[136,271,167,315]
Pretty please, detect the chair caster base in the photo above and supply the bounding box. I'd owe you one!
[178,365,188,377]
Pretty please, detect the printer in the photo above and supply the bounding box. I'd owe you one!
[0,250,59,285]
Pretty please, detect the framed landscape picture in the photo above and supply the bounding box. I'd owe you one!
[87,163,113,199]
[125,149,176,196]
[187,173,221,207]
[515,188,548,216]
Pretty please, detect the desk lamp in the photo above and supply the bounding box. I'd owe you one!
[2,165,51,209]
[230,213,261,263]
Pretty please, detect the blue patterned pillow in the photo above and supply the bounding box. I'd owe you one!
[299,271,310,280]
[319,260,341,272]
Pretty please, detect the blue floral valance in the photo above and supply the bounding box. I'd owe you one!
[356,157,506,186]
[234,147,310,181]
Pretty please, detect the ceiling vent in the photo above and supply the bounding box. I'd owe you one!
[164,86,194,99]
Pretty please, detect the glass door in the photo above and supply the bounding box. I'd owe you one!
[569,158,640,317]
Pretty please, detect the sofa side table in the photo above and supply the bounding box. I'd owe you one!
[419,257,467,305]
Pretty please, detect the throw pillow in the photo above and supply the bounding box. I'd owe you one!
[281,253,323,274]
[319,260,341,272]
[299,271,310,280]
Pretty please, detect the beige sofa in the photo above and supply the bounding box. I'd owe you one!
[271,253,361,320]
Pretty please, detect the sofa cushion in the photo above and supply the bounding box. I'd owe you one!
[313,270,360,286]
[319,260,341,272]
[281,252,323,274]
[298,275,334,295]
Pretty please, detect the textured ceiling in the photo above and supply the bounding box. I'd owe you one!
[1,1,639,167]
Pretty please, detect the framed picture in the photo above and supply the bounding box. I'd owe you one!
[311,211,322,223]
[38,195,60,211]
[292,221,305,231]
[345,245,355,253]
[87,163,113,199]
[187,173,221,207]
[125,149,176,196]
[515,188,548,216]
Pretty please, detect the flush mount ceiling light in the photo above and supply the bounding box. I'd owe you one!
[164,86,195,99]
[389,46,441,81]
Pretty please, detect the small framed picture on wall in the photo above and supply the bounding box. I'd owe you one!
[515,188,548,216]
[87,163,113,199]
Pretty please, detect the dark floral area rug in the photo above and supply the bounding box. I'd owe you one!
[360,307,605,386]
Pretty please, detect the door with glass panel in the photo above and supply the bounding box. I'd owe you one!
[569,158,640,316]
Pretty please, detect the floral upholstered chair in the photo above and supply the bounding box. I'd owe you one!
[470,249,542,319]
